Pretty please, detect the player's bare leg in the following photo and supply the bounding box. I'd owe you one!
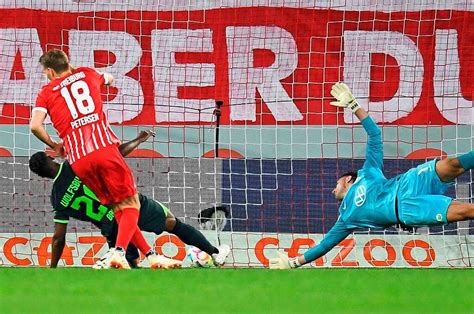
[436,153,474,223]
[447,201,474,222]
[435,158,466,182]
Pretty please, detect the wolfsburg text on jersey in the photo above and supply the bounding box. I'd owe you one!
[60,176,82,207]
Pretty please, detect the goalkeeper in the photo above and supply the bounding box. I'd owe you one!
[29,130,230,269]
[270,82,474,269]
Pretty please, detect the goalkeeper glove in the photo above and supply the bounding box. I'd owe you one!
[329,82,361,113]
[269,251,301,269]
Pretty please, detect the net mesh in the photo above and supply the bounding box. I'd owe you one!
[0,1,472,267]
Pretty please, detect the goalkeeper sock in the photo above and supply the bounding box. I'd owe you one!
[458,151,474,171]
[115,207,140,251]
[170,219,218,255]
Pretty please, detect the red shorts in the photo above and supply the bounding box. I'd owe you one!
[71,145,137,204]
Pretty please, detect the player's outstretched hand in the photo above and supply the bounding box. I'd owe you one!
[51,142,66,158]
[329,82,360,113]
[269,251,291,269]
[138,129,156,143]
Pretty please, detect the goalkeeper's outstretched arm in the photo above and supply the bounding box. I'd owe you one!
[301,221,353,266]
[269,220,353,269]
[330,82,383,170]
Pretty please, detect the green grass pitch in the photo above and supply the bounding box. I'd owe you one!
[0,268,472,313]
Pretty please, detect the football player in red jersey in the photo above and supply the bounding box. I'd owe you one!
[30,49,166,269]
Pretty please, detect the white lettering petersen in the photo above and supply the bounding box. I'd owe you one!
[70,113,99,129]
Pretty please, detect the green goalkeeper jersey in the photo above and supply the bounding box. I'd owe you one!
[51,161,168,238]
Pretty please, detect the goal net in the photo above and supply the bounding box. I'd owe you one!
[0,0,472,267]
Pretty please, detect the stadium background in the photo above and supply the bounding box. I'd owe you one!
[0,1,472,268]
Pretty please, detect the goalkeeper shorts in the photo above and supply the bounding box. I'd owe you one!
[396,159,453,227]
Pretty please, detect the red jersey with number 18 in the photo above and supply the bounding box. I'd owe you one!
[33,67,119,164]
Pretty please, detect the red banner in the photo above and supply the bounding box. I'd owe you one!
[0,8,472,125]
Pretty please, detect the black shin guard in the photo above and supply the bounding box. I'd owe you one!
[171,219,218,255]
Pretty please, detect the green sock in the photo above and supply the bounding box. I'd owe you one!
[458,151,474,171]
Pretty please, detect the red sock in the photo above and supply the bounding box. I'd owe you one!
[115,207,139,250]
[114,209,151,254]
[130,228,152,255]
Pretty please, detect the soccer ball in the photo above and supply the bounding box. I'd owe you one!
[186,246,214,268]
